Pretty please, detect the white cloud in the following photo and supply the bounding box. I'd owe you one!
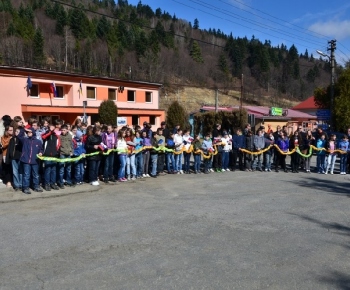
[308,20,350,40]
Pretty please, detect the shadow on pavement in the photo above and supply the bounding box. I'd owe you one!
[290,176,350,197]
[288,213,350,289]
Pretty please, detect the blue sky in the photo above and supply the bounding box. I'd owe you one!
[128,0,350,65]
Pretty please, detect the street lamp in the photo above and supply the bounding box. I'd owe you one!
[316,40,336,131]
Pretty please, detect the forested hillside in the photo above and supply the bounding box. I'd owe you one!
[0,0,337,107]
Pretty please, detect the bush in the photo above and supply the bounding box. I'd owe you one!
[166,101,189,131]
[98,100,118,125]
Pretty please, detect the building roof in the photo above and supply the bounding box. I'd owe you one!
[198,105,316,119]
[0,66,163,88]
[292,96,318,110]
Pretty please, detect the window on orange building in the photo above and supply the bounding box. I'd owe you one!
[150,116,156,125]
[55,86,64,98]
[127,90,135,102]
[132,115,139,126]
[145,92,152,103]
[29,84,39,98]
[108,88,116,100]
[86,87,96,99]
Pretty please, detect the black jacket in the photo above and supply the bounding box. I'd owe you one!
[6,136,22,163]
[85,134,103,160]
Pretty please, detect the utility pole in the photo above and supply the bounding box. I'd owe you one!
[215,88,218,113]
[240,74,244,125]
[328,40,336,131]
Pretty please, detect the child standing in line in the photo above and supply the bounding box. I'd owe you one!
[72,128,86,185]
[141,130,151,177]
[338,135,349,175]
[6,128,23,191]
[58,124,74,188]
[117,129,128,182]
[213,134,223,172]
[85,126,103,185]
[316,134,326,174]
[166,132,176,174]
[202,133,214,174]
[150,132,159,178]
[134,130,144,179]
[192,134,202,174]
[264,132,274,172]
[41,124,60,191]
[325,134,337,174]
[221,132,231,172]
[182,129,193,174]
[174,129,184,174]
[102,124,116,183]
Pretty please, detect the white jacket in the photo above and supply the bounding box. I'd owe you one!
[221,136,232,151]
[117,139,128,154]
[173,134,184,151]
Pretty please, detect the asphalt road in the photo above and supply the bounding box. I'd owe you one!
[1,170,350,290]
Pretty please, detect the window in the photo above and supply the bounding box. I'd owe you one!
[127,90,135,102]
[51,115,60,123]
[55,86,64,98]
[86,87,96,99]
[150,116,156,125]
[108,88,116,100]
[132,115,139,126]
[145,92,152,103]
[29,84,39,98]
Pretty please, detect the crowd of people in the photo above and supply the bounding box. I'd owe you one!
[0,114,349,195]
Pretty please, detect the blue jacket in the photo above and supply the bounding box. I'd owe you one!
[316,139,326,155]
[233,134,245,150]
[338,140,349,152]
[276,137,289,152]
[73,137,86,156]
[19,135,43,165]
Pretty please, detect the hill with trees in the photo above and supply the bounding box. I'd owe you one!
[0,0,342,109]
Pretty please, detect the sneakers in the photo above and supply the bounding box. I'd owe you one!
[210,169,214,172]
[180,170,184,174]
[221,169,226,172]
[131,176,136,180]
[142,174,147,178]
[58,183,65,189]
[330,171,334,175]
[91,181,99,186]
[23,188,31,194]
[118,178,126,182]
[34,187,43,192]
[226,168,230,172]
[51,184,59,190]
[146,174,150,178]
[45,185,51,191]
[127,175,131,181]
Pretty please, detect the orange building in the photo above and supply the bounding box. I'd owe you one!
[0,66,165,129]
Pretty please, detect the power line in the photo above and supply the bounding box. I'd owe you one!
[173,0,323,53]
[189,0,326,47]
[220,0,331,40]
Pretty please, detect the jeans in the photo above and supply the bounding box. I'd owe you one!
[194,154,201,172]
[135,152,143,176]
[174,153,183,172]
[253,154,262,170]
[103,153,115,179]
[326,154,337,173]
[184,152,191,172]
[142,151,150,175]
[222,151,230,170]
[118,154,127,179]
[150,154,158,176]
[12,159,23,189]
[22,162,39,190]
[157,153,165,173]
[166,153,175,172]
[58,154,72,185]
[264,153,272,170]
[44,161,57,186]
[126,154,136,176]
[340,154,348,173]
[317,154,326,172]
[88,159,100,182]
[75,159,84,183]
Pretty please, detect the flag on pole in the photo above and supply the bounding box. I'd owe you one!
[79,80,83,98]
[50,82,58,97]
[26,76,32,97]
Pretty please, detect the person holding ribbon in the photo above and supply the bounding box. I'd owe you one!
[275,131,289,173]
[325,134,337,175]
[183,129,193,174]
[339,135,349,175]
[85,126,103,185]
[102,124,116,183]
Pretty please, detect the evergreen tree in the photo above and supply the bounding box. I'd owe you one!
[96,16,110,39]
[218,53,229,75]
[166,101,188,131]
[155,8,162,18]
[190,40,203,63]
[56,6,67,36]
[33,28,45,66]
[98,100,118,125]
[193,18,199,29]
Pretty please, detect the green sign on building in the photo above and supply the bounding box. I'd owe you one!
[271,107,283,116]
